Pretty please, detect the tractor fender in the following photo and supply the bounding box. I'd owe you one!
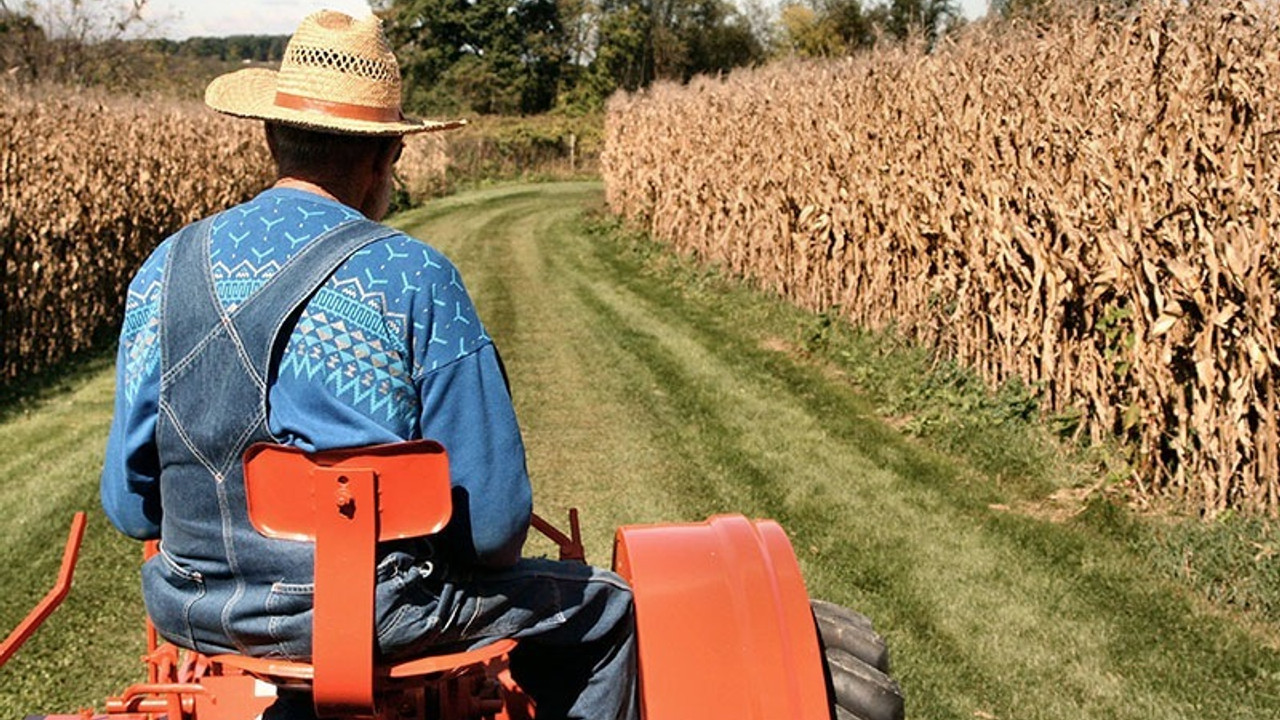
[612,514,829,720]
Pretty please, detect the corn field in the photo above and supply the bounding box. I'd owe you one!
[1,83,453,387]
[398,131,450,203]
[603,0,1280,516]
[0,83,272,384]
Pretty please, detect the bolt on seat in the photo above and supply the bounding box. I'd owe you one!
[211,440,516,718]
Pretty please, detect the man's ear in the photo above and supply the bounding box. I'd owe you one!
[264,123,279,160]
[375,136,403,176]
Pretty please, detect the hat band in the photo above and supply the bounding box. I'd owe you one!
[274,92,403,123]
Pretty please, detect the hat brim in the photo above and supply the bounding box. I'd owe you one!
[205,68,464,136]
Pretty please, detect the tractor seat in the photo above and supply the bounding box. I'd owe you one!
[212,640,516,688]
[211,441,516,717]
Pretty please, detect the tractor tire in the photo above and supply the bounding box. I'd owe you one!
[825,648,904,720]
[834,706,860,720]
[812,600,890,672]
[811,598,874,630]
[812,600,904,720]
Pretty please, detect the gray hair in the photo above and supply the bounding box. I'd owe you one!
[265,122,399,179]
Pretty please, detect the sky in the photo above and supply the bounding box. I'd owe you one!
[138,0,379,39]
[132,0,987,40]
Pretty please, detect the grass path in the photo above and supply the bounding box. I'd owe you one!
[2,183,1278,718]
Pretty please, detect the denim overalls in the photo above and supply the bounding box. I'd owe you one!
[142,214,397,658]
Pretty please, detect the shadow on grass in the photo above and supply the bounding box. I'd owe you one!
[0,345,116,425]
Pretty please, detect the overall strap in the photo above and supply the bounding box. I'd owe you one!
[158,217,220,377]
[161,215,401,387]
[230,217,401,378]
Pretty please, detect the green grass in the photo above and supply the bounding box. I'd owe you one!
[0,353,148,713]
[3,182,1278,718]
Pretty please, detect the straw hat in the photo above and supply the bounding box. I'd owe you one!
[205,10,462,136]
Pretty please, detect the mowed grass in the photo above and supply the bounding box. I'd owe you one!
[0,356,149,712]
[2,182,1278,718]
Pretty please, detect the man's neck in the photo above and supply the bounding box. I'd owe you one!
[273,177,358,211]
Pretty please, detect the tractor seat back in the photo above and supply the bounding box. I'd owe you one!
[241,440,453,542]
[212,441,514,718]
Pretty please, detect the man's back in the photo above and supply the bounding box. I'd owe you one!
[101,187,532,656]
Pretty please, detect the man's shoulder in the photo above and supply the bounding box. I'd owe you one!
[126,232,177,303]
[340,232,462,290]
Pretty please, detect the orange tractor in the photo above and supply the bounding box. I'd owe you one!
[2,442,903,720]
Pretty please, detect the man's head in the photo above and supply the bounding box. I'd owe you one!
[264,122,403,220]
[203,9,461,217]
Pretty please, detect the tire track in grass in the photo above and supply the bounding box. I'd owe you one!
[556,223,1030,720]
[394,183,685,556]
[585,194,1280,718]
[751,345,1280,718]
[405,185,1069,717]
[400,183,1280,719]
[580,215,1280,719]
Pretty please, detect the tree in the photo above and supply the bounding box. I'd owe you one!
[581,0,651,95]
[0,7,46,81]
[737,0,779,55]
[381,0,569,115]
[776,0,962,59]
[381,0,767,115]
[882,0,959,46]
[585,0,764,96]
[827,0,880,49]
[679,0,764,80]
[777,0,876,58]
[0,0,157,85]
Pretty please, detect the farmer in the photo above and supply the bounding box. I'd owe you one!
[98,10,636,720]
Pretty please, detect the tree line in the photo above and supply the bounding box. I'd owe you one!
[379,0,966,115]
[1,0,973,113]
[145,35,289,63]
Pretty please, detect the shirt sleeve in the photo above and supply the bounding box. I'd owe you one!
[100,243,168,540]
[411,247,531,568]
[418,346,531,568]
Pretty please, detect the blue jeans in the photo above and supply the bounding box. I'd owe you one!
[258,555,638,720]
[377,553,638,720]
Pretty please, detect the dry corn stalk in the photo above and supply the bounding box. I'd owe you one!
[602,0,1280,516]
[398,131,450,203]
[2,83,456,386]
[0,83,271,384]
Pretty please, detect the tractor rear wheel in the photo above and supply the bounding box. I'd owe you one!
[812,600,904,720]
[812,599,890,672]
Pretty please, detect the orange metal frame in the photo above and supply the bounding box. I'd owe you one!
[241,442,445,714]
[0,512,86,668]
[228,440,522,719]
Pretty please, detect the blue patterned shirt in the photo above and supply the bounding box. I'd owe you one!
[101,188,531,567]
